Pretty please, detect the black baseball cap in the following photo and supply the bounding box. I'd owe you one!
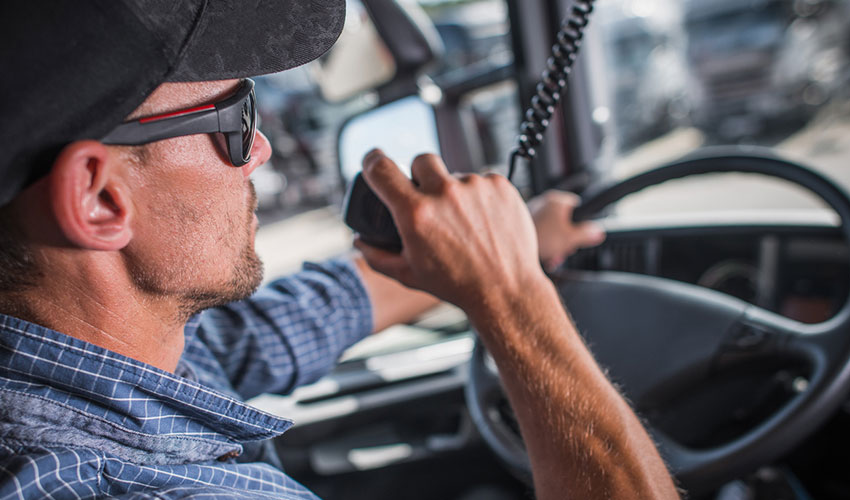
[0,0,346,206]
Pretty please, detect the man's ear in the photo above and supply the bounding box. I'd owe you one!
[48,141,133,251]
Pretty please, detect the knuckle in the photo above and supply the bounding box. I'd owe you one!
[409,199,436,226]
[548,189,579,206]
[542,190,559,202]
[540,190,564,207]
[413,160,447,185]
[463,173,483,187]
[439,176,458,192]
[413,152,442,165]
[489,174,514,193]
[441,179,464,200]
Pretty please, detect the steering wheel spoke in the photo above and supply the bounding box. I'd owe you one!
[726,304,850,385]
[555,270,749,405]
[713,308,801,363]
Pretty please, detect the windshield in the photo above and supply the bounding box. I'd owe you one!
[252,0,850,360]
[590,0,850,216]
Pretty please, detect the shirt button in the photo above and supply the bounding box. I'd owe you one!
[217,450,241,462]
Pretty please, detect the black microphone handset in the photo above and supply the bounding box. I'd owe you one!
[343,172,403,252]
[342,0,595,250]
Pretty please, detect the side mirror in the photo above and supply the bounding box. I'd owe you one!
[338,95,440,184]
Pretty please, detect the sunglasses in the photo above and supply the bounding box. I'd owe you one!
[102,79,257,167]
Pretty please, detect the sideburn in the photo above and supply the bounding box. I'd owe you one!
[0,204,40,292]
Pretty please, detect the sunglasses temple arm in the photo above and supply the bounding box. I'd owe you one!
[101,111,222,146]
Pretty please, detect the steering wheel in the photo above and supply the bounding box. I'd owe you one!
[465,147,850,493]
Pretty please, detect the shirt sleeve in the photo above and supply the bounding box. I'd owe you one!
[189,258,373,400]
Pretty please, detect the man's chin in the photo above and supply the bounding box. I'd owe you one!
[180,252,264,317]
[222,250,265,302]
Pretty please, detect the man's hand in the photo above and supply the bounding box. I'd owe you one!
[354,150,546,314]
[355,167,606,331]
[528,190,605,271]
[355,164,605,333]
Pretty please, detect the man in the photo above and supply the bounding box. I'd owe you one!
[0,1,678,499]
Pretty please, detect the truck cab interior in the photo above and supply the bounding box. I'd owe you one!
[248,0,850,498]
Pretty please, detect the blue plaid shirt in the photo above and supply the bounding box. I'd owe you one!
[0,259,373,499]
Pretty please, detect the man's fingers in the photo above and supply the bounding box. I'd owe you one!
[576,221,606,247]
[556,191,581,208]
[354,238,413,285]
[410,153,450,192]
[362,149,419,212]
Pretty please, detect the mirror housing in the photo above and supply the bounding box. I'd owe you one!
[314,0,444,102]
[362,0,443,80]
[312,1,396,102]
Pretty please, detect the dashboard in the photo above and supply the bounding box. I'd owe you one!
[568,214,849,325]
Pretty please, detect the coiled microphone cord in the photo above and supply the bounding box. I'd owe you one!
[508,0,595,182]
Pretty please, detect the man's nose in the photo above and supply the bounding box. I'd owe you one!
[242,130,272,178]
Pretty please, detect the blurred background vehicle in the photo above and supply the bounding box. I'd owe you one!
[684,0,850,142]
[428,0,512,76]
[597,0,693,151]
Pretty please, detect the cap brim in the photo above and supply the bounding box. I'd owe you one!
[167,0,346,82]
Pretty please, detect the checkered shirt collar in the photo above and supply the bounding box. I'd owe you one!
[0,313,292,463]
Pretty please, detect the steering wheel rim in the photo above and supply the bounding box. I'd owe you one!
[465,146,850,493]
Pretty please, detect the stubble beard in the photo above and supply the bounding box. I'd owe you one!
[128,182,265,322]
[175,240,264,319]
[177,182,264,318]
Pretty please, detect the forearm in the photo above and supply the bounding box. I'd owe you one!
[354,254,441,333]
[469,278,679,500]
